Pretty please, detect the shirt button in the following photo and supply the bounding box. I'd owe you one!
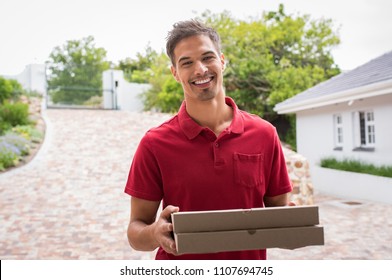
[215,143,219,148]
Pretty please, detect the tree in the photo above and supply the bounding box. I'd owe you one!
[141,52,183,113]
[46,36,110,105]
[117,44,159,83]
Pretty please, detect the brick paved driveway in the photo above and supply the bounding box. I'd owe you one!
[0,109,391,259]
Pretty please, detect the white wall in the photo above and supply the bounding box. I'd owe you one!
[103,70,122,110]
[117,83,150,112]
[296,107,333,166]
[312,166,392,204]
[103,70,150,112]
[3,64,46,94]
[296,93,392,167]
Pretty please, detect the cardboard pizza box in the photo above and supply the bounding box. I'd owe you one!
[171,206,324,255]
[172,205,320,233]
[174,226,324,254]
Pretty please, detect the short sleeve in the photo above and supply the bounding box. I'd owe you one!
[264,130,292,197]
[124,133,163,201]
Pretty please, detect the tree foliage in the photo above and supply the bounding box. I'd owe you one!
[141,53,183,113]
[117,44,159,83]
[46,36,110,105]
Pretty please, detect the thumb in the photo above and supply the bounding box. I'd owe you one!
[161,205,180,219]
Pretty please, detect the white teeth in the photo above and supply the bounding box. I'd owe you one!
[194,77,212,85]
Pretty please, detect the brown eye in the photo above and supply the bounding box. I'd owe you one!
[182,61,192,67]
[203,56,214,61]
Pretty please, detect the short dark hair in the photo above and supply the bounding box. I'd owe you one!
[166,19,221,65]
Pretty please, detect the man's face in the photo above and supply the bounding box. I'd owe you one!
[171,35,225,102]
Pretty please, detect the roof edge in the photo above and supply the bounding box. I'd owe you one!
[274,78,392,114]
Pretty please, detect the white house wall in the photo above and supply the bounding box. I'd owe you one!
[296,108,332,166]
[296,94,392,167]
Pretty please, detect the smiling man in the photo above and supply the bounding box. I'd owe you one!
[124,20,293,260]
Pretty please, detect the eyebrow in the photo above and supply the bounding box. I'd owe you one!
[178,56,191,65]
[177,51,217,65]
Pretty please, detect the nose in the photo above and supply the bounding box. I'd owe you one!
[194,60,208,76]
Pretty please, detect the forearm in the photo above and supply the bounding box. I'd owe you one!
[264,193,289,207]
[127,220,159,251]
[127,201,179,255]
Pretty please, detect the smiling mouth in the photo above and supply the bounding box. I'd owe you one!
[191,76,214,86]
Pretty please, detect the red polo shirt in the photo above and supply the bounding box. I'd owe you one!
[125,97,292,260]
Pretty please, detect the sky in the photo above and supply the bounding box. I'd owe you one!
[0,0,391,75]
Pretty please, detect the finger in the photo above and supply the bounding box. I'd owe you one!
[162,205,179,216]
[160,205,180,220]
[167,222,173,232]
[159,221,173,234]
[161,236,177,255]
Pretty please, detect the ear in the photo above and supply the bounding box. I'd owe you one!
[170,65,180,82]
[220,53,225,71]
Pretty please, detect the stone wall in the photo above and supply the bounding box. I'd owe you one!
[283,147,314,205]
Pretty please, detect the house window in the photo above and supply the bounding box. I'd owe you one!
[359,111,375,146]
[333,114,343,149]
[353,111,375,151]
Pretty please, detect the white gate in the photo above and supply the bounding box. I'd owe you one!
[103,70,150,112]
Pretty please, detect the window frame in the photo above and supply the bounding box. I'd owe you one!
[353,110,375,151]
[359,111,376,148]
[333,114,344,150]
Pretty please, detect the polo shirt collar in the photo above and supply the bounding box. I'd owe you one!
[178,97,244,140]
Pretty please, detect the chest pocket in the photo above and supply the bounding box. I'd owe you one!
[233,153,263,188]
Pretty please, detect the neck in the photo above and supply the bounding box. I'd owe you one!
[185,94,233,136]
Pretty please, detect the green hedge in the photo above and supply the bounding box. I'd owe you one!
[0,102,30,134]
[320,157,392,178]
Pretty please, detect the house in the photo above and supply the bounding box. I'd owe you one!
[274,51,392,203]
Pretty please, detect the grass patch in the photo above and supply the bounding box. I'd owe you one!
[320,157,392,178]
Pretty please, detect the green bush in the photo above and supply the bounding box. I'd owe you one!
[12,125,43,143]
[83,95,103,107]
[320,157,392,178]
[0,102,30,129]
[0,141,20,170]
[0,76,24,103]
[0,76,14,104]
[0,117,12,134]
